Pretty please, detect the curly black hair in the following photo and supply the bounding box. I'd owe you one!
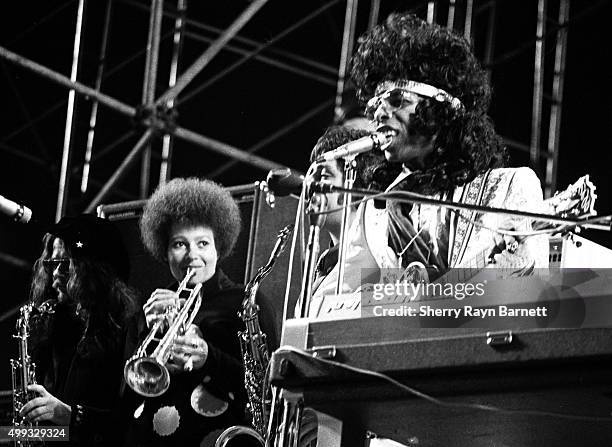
[140,177,241,262]
[310,125,402,191]
[350,12,507,193]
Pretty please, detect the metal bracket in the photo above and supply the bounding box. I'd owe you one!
[309,345,337,359]
[486,331,513,347]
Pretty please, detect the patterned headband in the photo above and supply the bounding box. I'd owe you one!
[375,80,463,110]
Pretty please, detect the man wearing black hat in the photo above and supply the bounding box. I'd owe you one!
[19,214,139,446]
[346,12,548,279]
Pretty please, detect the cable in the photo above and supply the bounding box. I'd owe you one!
[461,214,612,238]
[307,189,610,237]
[305,190,386,216]
[275,345,612,423]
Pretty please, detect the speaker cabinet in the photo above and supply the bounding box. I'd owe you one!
[97,182,302,338]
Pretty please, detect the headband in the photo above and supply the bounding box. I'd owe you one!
[375,79,463,110]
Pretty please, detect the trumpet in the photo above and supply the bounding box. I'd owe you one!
[124,268,202,397]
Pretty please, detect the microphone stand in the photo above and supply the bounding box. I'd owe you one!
[297,192,327,319]
[335,155,357,295]
[310,184,612,233]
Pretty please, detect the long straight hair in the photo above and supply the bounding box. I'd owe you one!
[29,233,139,358]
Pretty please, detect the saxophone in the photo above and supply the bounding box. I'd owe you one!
[11,300,56,446]
[215,225,293,447]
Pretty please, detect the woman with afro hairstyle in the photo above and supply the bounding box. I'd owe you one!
[21,214,139,446]
[124,177,277,447]
[347,12,548,285]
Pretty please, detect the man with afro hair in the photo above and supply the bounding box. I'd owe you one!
[347,12,548,281]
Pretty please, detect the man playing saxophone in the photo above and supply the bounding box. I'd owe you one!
[124,177,277,447]
[18,214,139,446]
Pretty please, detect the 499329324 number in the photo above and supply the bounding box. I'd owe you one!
[0,426,69,442]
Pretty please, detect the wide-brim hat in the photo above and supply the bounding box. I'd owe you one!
[46,214,130,281]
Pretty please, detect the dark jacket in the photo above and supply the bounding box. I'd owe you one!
[31,301,129,446]
[123,268,277,447]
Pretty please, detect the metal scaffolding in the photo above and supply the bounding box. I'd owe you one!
[440,0,573,198]
[0,0,585,226]
[56,0,86,221]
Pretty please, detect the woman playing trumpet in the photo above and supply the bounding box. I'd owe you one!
[125,177,277,446]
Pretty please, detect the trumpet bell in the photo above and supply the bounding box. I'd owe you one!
[124,355,170,397]
[124,269,201,398]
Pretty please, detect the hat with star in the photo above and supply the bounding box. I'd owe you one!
[46,214,130,281]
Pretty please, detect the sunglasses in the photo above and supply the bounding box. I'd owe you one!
[365,89,417,120]
[43,258,71,273]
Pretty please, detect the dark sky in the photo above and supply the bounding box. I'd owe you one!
[0,0,611,388]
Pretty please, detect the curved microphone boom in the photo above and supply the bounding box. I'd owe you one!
[265,131,393,199]
[315,131,393,162]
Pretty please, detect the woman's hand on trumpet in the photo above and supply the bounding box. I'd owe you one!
[143,288,186,328]
[167,324,209,374]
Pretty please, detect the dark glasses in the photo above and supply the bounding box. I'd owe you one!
[365,89,416,120]
[43,258,71,273]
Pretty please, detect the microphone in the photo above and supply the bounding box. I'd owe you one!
[265,168,346,199]
[0,195,32,223]
[266,168,305,197]
[316,131,393,162]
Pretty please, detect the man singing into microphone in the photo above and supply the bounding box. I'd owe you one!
[348,12,548,281]
[303,14,549,319]
[300,125,400,317]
